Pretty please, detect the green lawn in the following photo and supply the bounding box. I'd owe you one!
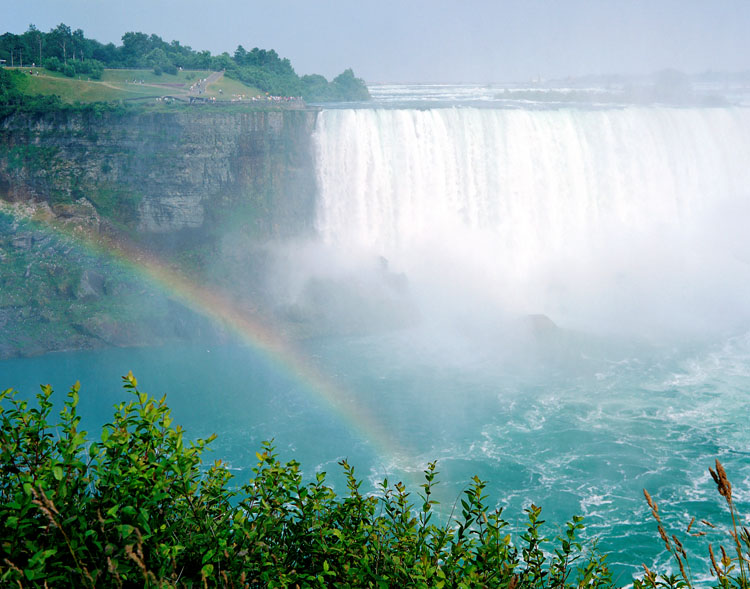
[22,73,160,102]
[101,68,210,85]
[14,68,261,103]
[201,76,261,99]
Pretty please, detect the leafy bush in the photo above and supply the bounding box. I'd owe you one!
[0,374,613,587]
[43,56,63,72]
[0,68,23,101]
[75,59,105,80]
[41,56,104,80]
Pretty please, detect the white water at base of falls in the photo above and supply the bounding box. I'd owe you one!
[5,102,750,582]
[313,107,750,338]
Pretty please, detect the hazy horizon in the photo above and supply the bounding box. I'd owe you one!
[5,1,750,84]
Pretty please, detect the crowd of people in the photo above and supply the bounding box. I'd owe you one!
[232,93,303,103]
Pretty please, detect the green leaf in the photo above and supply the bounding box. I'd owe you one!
[202,549,216,564]
[52,465,63,480]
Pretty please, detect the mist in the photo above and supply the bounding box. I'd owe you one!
[304,105,750,349]
[4,1,750,579]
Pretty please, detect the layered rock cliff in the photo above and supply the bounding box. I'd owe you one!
[0,107,321,358]
[0,108,318,239]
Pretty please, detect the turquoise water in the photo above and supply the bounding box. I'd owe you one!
[3,327,750,582]
[5,94,750,582]
[305,99,750,581]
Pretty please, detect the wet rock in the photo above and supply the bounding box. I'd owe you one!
[11,234,32,249]
[138,193,205,233]
[1,109,317,239]
[51,198,100,230]
[75,269,105,300]
[526,313,558,334]
[32,234,52,248]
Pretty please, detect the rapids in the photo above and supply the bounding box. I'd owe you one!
[4,88,750,581]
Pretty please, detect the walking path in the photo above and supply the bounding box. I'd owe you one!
[188,70,224,96]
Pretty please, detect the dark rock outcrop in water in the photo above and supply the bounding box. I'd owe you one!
[0,108,320,358]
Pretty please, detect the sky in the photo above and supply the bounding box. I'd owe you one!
[6,0,750,84]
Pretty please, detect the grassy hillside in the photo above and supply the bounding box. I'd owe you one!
[12,67,262,103]
[1,25,370,102]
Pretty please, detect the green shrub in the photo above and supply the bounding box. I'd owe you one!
[43,57,63,73]
[1,374,613,586]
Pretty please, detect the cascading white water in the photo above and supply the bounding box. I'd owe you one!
[314,107,750,336]
[6,100,750,579]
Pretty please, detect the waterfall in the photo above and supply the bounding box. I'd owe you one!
[313,107,750,336]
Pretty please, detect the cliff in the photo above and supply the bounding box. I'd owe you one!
[0,108,319,239]
[0,107,321,358]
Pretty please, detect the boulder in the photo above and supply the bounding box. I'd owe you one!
[75,269,105,300]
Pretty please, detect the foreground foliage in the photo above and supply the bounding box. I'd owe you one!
[0,374,611,587]
[638,460,750,589]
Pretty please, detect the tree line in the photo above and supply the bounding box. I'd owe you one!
[0,23,370,102]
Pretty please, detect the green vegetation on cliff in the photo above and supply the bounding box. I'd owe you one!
[0,68,132,116]
[0,23,370,105]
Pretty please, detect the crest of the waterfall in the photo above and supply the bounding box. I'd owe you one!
[313,106,750,338]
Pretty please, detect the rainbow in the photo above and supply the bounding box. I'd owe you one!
[1,202,420,482]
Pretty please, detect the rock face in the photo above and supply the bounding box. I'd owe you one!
[0,107,320,358]
[0,208,235,359]
[0,108,319,239]
[75,269,105,300]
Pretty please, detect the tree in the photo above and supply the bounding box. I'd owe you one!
[212,52,233,71]
[24,24,43,64]
[71,28,86,61]
[0,68,20,99]
[0,33,20,67]
[234,44,248,65]
[91,42,117,65]
[121,31,150,67]
[331,68,370,101]
[301,74,333,101]
[48,23,72,64]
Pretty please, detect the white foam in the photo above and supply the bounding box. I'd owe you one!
[314,106,750,338]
